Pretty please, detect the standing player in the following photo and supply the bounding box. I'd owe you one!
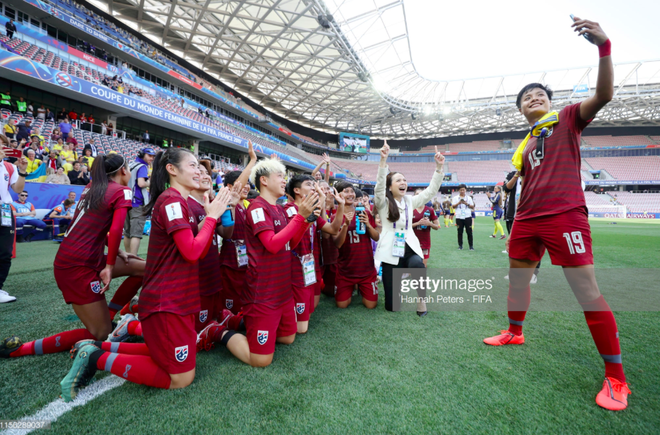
[219,141,257,315]
[412,189,439,267]
[243,158,319,367]
[59,148,232,400]
[319,180,339,297]
[1,154,145,358]
[442,198,452,227]
[487,186,506,239]
[483,18,630,411]
[333,181,380,309]
[284,175,344,333]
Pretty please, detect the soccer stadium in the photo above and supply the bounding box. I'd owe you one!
[1,0,659,432]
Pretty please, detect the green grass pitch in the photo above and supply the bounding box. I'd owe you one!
[1,217,659,434]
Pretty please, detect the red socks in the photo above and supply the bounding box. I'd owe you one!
[96,341,151,356]
[108,276,143,318]
[96,351,171,389]
[10,329,95,357]
[128,321,143,337]
[507,284,530,336]
[581,296,626,382]
[227,313,244,331]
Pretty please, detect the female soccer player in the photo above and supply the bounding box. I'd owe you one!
[1,154,145,359]
[284,175,344,333]
[412,189,440,267]
[488,186,505,239]
[483,18,630,411]
[374,141,444,313]
[59,148,232,401]
[333,182,379,309]
[243,157,319,367]
[319,180,339,298]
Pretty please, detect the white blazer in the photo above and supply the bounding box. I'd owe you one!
[374,165,444,265]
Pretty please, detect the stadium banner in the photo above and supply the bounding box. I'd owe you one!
[9,183,85,210]
[585,180,660,186]
[167,70,203,90]
[0,48,314,171]
[588,212,659,219]
[339,132,370,153]
[390,268,660,312]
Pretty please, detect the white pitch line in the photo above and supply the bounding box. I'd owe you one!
[2,376,126,435]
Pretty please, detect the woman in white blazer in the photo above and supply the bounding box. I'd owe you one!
[374,142,445,314]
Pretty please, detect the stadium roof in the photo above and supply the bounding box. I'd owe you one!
[93,0,660,139]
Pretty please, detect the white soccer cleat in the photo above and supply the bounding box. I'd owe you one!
[0,290,17,303]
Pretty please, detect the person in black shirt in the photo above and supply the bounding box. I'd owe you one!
[67,161,90,185]
[5,20,16,39]
[58,108,67,122]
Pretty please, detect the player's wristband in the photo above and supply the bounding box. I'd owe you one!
[598,39,611,58]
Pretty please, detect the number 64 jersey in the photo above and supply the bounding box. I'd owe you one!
[54,181,132,271]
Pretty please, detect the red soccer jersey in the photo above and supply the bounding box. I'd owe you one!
[219,202,248,270]
[517,103,590,220]
[413,206,437,250]
[284,203,327,286]
[245,196,294,308]
[54,181,132,270]
[188,196,221,297]
[337,210,377,280]
[321,208,339,266]
[139,188,200,319]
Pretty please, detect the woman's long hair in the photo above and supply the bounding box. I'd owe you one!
[385,172,401,223]
[86,153,127,211]
[144,147,193,215]
[494,186,503,207]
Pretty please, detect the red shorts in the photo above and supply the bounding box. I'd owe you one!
[322,264,337,296]
[55,266,105,305]
[335,273,379,303]
[195,292,222,333]
[219,266,246,314]
[292,282,315,322]
[421,248,430,260]
[509,207,594,267]
[243,299,297,355]
[142,312,196,374]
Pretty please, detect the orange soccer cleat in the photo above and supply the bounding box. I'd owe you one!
[483,330,525,346]
[596,377,631,411]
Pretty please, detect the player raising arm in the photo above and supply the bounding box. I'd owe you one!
[483,18,630,411]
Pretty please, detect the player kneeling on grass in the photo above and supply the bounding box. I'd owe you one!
[483,18,630,411]
[60,148,234,401]
[332,182,380,309]
[1,153,145,359]
[243,158,320,367]
[284,175,345,333]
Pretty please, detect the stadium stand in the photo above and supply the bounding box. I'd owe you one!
[446,160,512,183]
[584,156,660,180]
[581,135,654,147]
[607,192,660,213]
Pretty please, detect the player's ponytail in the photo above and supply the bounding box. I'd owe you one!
[86,153,127,211]
[145,147,192,215]
[385,172,401,223]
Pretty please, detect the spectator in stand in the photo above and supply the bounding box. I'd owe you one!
[57,107,67,122]
[81,148,95,169]
[142,130,150,143]
[107,122,114,136]
[45,108,54,121]
[5,19,16,39]
[68,109,78,123]
[30,128,44,148]
[84,138,98,157]
[101,120,108,135]
[79,113,88,129]
[45,166,70,184]
[24,137,44,160]
[123,147,155,254]
[59,118,72,140]
[88,114,95,127]
[25,150,41,174]
[16,97,27,115]
[45,150,63,172]
[15,120,31,143]
[66,135,78,148]
[3,119,17,140]
[11,191,47,241]
[26,103,33,117]
[36,105,46,120]
[50,128,62,143]
[68,161,90,185]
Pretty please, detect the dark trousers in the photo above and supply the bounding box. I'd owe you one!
[0,208,15,288]
[382,243,425,311]
[456,217,473,249]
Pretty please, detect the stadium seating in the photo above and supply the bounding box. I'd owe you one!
[446,160,512,183]
[607,192,660,213]
[584,156,660,180]
[581,135,654,147]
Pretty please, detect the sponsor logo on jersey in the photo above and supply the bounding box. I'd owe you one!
[90,281,102,294]
[257,330,268,345]
[199,310,208,323]
[296,303,305,315]
[175,345,189,362]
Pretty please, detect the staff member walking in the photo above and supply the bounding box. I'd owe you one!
[0,150,28,303]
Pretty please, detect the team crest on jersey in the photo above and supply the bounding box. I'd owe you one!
[3,174,8,182]
[199,310,208,323]
[225,299,233,309]
[296,303,305,315]
[90,281,102,294]
[257,330,269,345]
[174,345,189,362]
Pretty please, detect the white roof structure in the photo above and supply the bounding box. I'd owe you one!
[96,0,660,139]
